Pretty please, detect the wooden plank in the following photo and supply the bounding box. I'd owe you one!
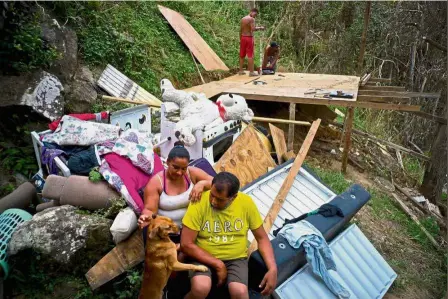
[358,90,440,98]
[237,92,421,112]
[214,125,276,187]
[393,183,447,229]
[410,111,447,124]
[341,107,354,174]
[252,116,311,126]
[158,5,228,71]
[358,95,412,103]
[287,103,296,151]
[370,78,392,83]
[102,95,161,108]
[269,124,288,164]
[282,151,296,161]
[360,73,371,86]
[85,230,145,290]
[390,193,440,250]
[331,122,430,161]
[248,119,322,255]
[360,86,406,92]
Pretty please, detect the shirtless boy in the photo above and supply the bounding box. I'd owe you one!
[239,8,265,76]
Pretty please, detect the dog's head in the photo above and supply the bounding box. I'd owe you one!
[147,214,179,239]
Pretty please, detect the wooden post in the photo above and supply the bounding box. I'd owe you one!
[390,193,440,250]
[341,106,354,174]
[357,1,371,74]
[248,119,321,255]
[287,103,296,151]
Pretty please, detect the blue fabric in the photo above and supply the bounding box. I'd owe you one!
[278,220,350,299]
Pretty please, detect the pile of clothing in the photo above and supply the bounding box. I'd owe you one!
[41,114,163,214]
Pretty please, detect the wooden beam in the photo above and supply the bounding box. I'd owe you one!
[358,90,440,98]
[394,183,447,230]
[269,124,288,164]
[341,107,354,174]
[358,95,412,103]
[252,116,311,126]
[85,230,144,290]
[248,119,322,256]
[410,111,447,125]
[360,73,371,86]
[331,122,430,161]
[369,78,392,83]
[390,193,441,250]
[287,103,296,151]
[423,36,447,53]
[242,94,421,112]
[101,95,161,108]
[360,86,406,92]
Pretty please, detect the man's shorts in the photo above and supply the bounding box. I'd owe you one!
[188,258,248,286]
[240,36,254,59]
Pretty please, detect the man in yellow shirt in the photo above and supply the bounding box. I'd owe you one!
[181,172,277,299]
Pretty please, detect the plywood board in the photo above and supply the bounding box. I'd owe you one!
[158,5,229,71]
[85,230,145,290]
[269,124,288,164]
[214,125,276,187]
[98,64,162,106]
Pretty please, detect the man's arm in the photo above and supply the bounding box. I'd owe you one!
[181,225,227,286]
[262,46,269,68]
[252,226,278,295]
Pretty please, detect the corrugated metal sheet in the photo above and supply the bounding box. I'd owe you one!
[275,224,397,299]
[242,163,336,241]
[98,64,162,106]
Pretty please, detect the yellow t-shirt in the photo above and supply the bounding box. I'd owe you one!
[182,191,263,260]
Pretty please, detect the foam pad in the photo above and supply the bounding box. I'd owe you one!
[0,182,37,213]
[42,175,67,200]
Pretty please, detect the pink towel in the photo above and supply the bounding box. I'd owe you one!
[104,152,163,211]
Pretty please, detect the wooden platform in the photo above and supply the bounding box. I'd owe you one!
[185,72,359,99]
[158,5,229,71]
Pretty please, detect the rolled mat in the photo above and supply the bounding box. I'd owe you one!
[36,200,60,212]
[60,176,120,210]
[0,182,37,213]
[42,175,68,200]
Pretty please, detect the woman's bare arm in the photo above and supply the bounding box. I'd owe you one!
[138,175,162,228]
[188,167,213,202]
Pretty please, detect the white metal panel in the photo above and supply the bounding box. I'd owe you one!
[243,163,336,241]
[98,64,162,106]
[275,224,397,299]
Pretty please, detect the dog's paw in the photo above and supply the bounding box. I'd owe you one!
[195,265,209,272]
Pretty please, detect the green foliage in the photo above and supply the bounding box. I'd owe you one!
[402,156,425,185]
[0,3,59,73]
[89,166,103,182]
[76,197,127,220]
[0,143,37,178]
[305,163,351,194]
[0,183,15,197]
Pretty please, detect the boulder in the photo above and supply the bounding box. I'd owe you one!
[0,71,64,120]
[40,16,78,83]
[8,205,112,272]
[65,66,98,113]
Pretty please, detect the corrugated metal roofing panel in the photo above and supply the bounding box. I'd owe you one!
[242,163,336,241]
[274,224,397,299]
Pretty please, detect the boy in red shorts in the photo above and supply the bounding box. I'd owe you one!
[239,8,265,76]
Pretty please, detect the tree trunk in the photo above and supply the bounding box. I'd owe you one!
[420,109,447,215]
[357,1,372,74]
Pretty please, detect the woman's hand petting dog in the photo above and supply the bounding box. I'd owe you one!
[138,214,151,229]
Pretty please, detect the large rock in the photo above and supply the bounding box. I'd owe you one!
[40,16,78,83]
[65,66,98,113]
[0,71,64,120]
[8,205,112,271]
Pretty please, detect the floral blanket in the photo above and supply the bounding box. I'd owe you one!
[42,115,120,146]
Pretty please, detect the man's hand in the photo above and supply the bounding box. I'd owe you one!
[259,268,277,296]
[215,261,228,287]
[189,182,205,203]
[138,214,151,229]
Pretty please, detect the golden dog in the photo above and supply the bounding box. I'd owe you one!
[139,214,208,299]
